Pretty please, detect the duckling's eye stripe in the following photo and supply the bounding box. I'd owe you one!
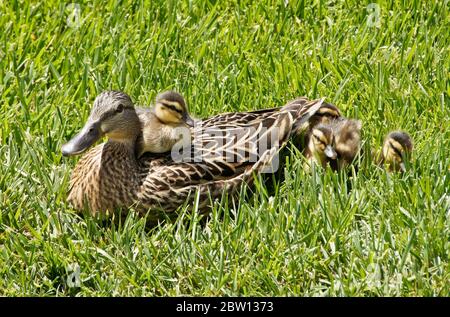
[389,141,403,157]
[313,134,327,146]
[163,103,183,114]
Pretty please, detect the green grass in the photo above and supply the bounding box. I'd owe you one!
[0,0,449,296]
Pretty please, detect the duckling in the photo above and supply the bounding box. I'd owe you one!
[331,118,362,170]
[136,91,195,157]
[303,118,362,172]
[303,123,338,171]
[377,131,413,172]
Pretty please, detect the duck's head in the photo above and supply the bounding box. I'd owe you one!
[62,91,140,156]
[153,91,195,127]
[310,124,338,160]
[382,131,413,172]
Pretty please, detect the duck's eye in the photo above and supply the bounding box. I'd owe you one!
[116,104,124,113]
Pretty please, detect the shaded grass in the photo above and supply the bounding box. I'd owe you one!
[0,0,449,295]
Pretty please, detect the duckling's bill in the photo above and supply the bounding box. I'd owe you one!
[184,112,195,127]
[400,162,406,173]
[324,145,337,159]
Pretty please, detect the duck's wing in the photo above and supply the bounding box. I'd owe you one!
[199,97,325,138]
[138,97,324,183]
[199,97,317,129]
[200,107,284,128]
[137,113,294,212]
[182,109,296,177]
[137,146,280,212]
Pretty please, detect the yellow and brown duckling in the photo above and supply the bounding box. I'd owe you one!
[303,123,337,171]
[331,118,362,170]
[303,118,362,172]
[307,102,342,128]
[377,131,413,172]
[136,91,195,157]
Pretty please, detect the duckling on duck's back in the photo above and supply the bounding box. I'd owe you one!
[136,91,195,157]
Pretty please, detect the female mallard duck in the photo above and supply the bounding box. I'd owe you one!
[375,131,413,172]
[135,91,195,158]
[303,118,362,172]
[62,91,324,217]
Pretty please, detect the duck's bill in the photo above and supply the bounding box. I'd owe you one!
[184,114,195,127]
[62,122,101,156]
[324,145,337,160]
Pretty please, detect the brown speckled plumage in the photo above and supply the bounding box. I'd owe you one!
[67,142,141,214]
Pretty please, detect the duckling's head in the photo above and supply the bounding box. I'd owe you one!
[309,124,338,160]
[334,119,362,156]
[308,102,341,128]
[62,91,140,156]
[382,131,413,172]
[154,91,194,127]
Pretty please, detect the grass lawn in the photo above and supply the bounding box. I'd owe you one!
[0,0,449,296]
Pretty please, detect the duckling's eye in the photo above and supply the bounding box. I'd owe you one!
[389,141,403,158]
[116,104,124,113]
